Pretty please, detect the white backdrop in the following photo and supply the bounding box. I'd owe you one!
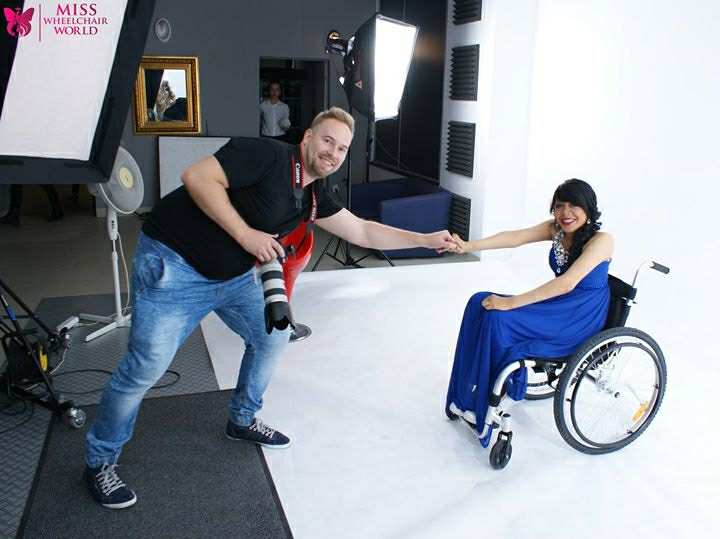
[441,0,719,348]
[523,0,720,343]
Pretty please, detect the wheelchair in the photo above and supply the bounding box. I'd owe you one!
[446,260,669,470]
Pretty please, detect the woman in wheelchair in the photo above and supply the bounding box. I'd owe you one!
[446,179,668,469]
[446,179,613,438]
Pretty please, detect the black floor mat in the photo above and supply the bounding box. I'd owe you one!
[18,390,293,539]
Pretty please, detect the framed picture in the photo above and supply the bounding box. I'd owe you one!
[133,55,201,135]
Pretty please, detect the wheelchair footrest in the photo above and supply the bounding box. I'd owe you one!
[479,424,495,448]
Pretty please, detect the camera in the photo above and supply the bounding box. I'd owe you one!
[258,249,295,334]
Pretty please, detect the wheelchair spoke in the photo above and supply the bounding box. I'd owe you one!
[576,387,639,441]
[568,336,663,447]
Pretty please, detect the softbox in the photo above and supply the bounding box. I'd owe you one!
[341,14,418,121]
[0,0,156,184]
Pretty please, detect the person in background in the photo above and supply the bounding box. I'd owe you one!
[0,184,63,226]
[260,81,291,142]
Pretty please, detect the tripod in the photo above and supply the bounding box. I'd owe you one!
[311,114,394,270]
[0,276,85,428]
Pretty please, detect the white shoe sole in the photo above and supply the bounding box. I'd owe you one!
[449,402,478,425]
[258,439,292,449]
[101,494,137,510]
[225,432,292,449]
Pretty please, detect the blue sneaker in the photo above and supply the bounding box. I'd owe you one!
[225,418,291,448]
[84,463,137,509]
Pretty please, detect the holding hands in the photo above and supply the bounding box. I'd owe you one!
[424,230,457,253]
[449,233,470,254]
[421,231,478,254]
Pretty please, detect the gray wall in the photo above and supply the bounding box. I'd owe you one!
[124,0,377,207]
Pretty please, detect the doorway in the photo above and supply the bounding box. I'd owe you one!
[259,58,328,145]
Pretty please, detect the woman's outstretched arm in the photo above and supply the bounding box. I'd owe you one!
[452,220,554,254]
[483,232,614,311]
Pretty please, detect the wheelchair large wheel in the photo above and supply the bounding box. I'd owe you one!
[553,327,666,454]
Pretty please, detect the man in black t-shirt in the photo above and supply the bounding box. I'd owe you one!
[83,107,455,509]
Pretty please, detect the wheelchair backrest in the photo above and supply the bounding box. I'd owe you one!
[604,274,637,329]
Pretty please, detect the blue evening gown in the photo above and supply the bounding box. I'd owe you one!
[446,248,610,434]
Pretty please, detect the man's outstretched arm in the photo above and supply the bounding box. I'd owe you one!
[316,209,455,253]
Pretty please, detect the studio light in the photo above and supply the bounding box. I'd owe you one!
[342,15,418,121]
[0,0,156,184]
[326,15,417,121]
[315,14,418,270]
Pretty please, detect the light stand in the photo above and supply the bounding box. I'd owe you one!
[365,115,375,182]
[311,124,394,270]
[312,16,417,270]
[0,276,86,428]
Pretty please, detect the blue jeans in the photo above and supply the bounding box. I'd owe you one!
[85,232,290,467]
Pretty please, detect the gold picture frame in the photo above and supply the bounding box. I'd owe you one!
[133,56,201,135]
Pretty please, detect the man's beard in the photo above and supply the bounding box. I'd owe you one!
[306,158,323,179]
[305,150,336,179]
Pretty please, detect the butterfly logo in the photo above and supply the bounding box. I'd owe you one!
[4,6,34,37]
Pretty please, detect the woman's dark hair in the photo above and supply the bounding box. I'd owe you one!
[549,178,602,269]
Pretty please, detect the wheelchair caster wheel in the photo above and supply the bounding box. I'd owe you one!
[489,433,512,470]
[63,407,86,429]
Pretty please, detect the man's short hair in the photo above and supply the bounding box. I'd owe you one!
[310,107,355,137]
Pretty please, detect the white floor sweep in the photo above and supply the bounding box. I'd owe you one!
[201,251,718,539]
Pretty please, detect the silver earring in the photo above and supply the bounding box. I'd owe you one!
[586,219,591,224]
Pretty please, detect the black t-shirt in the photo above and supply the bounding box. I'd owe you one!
[142,137,342,280]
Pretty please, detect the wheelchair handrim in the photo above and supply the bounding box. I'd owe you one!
[561,333,665,450]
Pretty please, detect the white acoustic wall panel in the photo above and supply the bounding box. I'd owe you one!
[158,136,229,198]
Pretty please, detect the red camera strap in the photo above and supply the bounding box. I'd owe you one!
[281,146,317,299]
